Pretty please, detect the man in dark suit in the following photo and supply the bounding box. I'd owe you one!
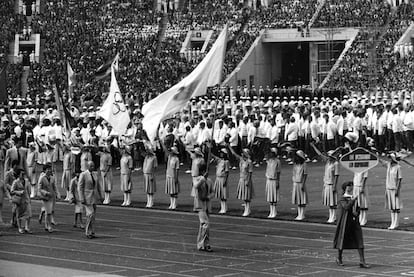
[78,161,103,238]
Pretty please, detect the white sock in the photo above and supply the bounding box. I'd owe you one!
[394,213,399,228]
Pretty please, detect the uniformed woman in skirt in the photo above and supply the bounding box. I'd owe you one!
[165,146,180,210]
[265,147,281,218]
[120,145,133,206]
[291,150,308,220]
[100,143,113,205]
[143,147,158,208]
[379,153,403,230]
[311,143,340,223]
[212,148,230,214]
[229,147,254,217]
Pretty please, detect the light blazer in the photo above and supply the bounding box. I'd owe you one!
[4,147,28,175]
[78,170,102,205]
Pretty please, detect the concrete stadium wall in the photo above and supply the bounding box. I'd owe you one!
[223,31,271,88]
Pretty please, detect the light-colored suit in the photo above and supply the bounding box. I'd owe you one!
[78,170,102,205]
[4,147,28,175]
[78,170,102,236]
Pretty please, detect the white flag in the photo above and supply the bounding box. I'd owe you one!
[67,62,75,87]
[142,25,228,142]
[97,67,130,135]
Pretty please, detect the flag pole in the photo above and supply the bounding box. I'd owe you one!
[206,85,221,175]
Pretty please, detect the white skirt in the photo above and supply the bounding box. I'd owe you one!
[292,182,308,205]
[385,189,402,211]
[266,178,279,203]
[214,176,228,200]
[322,184,337,207]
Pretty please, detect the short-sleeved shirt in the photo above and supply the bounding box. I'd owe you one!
[353,171,368,187]
[100,152,112,172]
[323,161,339,185]
[120,154,133,175]
[216,159,229,178]
[166,155,179,178]
[143,155,157,174]
[386,163,401,190]
[239,159,253,179]
[292,163,306,183]
[266,158,281,179]
[191,157,205,177]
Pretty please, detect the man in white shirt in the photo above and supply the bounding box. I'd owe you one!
[392,108,403,152]
[213,120,227,146]
[228,121,239,169]
[403,105,414,153]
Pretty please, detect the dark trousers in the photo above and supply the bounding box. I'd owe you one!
[377,134,386,153]
[386,129,395,151]
[405,130,414,151]
[394,132,402,152]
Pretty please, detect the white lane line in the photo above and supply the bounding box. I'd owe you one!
[262,266,288,271]
[0,250,193,277]
[101,269,128,274]
[214,272,241,277]
[0,241,283,277]
[179,268,207,273]
[298,270,327,275]
[146,264,175,269]
[227,262,257,267]
[194,258,222,263]
[138,274,160,277]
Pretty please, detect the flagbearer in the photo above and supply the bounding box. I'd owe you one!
[100,141,113,205]
[143,147,158,208]
[120,145,133,206]
[61,144,73,201]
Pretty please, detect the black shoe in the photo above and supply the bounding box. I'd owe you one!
[360,263,370,269]
[336,258,344,266]
[86,234,95,239]
[198,246,213,252]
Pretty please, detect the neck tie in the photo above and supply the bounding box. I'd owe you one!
[17,149,21,165]
[90,171,95,187]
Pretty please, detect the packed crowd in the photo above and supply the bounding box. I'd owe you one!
[313,0,390,28]
[322,2,414,94]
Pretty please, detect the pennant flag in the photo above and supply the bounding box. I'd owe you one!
[0,66,6,104]
[97,67,130,135]
[67,62,76,87]
[94,53,119,81]
[142,25,228,142]
[53,84,75,139]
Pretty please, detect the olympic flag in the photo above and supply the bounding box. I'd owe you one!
[142,25,228,142]
[97,67,130,135]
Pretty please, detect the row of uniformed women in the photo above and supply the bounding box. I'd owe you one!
[56,139,413,230]
[163,141,412,230]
